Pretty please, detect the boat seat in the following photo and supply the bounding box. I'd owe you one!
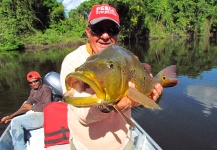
[25,128,70,150]
[26,128,46,150]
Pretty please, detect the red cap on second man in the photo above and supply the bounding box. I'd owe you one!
[26,71,41,81]
[88,4,120,26]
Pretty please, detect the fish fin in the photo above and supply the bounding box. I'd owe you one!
[155,65,179,88]
[64,95,101,107]
[143,63,152,75]
[113,105,135,128]
[127,88,161,110]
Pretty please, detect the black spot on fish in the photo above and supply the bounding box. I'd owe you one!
[130,69,136,78]
[144,76,146,81]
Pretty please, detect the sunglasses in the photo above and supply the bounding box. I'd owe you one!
[88,25,120,36]
[28,79,39,85]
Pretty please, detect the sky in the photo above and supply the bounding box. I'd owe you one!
[57,0,87,12]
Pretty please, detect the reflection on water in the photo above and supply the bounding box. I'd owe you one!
[185,67,217,116]
[0,38,217,149]
[128,37,217,150]
[187,84,217,116]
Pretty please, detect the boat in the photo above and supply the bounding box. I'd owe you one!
[0,118,162,150]
[0,72,162,150]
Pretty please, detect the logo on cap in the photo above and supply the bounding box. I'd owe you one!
[88,4,120,26]
[95,5,117,16]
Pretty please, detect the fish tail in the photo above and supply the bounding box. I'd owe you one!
[155,65,179,88]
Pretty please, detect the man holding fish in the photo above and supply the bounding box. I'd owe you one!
[60,4,165,150]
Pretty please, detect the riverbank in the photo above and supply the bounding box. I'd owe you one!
[23,39,86,52]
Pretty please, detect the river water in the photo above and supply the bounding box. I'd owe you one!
[0,37,217,150]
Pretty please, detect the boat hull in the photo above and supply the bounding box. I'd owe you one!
[0,125,13,150]
[0,118,162,150]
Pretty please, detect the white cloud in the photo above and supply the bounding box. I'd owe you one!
[187,84,217,116]
[62,0,87,11]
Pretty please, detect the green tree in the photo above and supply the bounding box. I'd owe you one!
[0,0,65,51]
[1,0,217,51]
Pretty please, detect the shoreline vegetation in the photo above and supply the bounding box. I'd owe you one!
[1,0,217,51]
[24,39,86,52]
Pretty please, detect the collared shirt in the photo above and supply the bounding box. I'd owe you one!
[26,83,52,112]
[60,44,131,150]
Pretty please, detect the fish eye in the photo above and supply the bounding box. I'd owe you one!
[162,76,166,80]
[109,63,114,69]
[107,61,114,69]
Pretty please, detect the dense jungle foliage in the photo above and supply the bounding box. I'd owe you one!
[0,0,217,51]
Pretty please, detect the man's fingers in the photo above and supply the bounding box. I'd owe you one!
[155,84,163,95]
[128,81,135,88]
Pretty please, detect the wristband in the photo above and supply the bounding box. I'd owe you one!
[98,105,112,113]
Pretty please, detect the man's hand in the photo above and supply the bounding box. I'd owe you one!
[117,81,163,111]
[1,116,11,123]
[0,104,32,124]
[116,82,138,111]
[148,83,163,101]
[116,96,138,111]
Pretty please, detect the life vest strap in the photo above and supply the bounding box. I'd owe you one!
[44,126,70,144]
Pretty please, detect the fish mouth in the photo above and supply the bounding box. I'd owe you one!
[65,71,105,100]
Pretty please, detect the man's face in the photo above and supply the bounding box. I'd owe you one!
[28,79,40,89]
[86,20,119,54]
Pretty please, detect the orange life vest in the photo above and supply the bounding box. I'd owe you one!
[43,102,69,148]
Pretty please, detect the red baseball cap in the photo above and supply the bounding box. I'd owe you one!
[26,71,41,81]
[88,4,120,26]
